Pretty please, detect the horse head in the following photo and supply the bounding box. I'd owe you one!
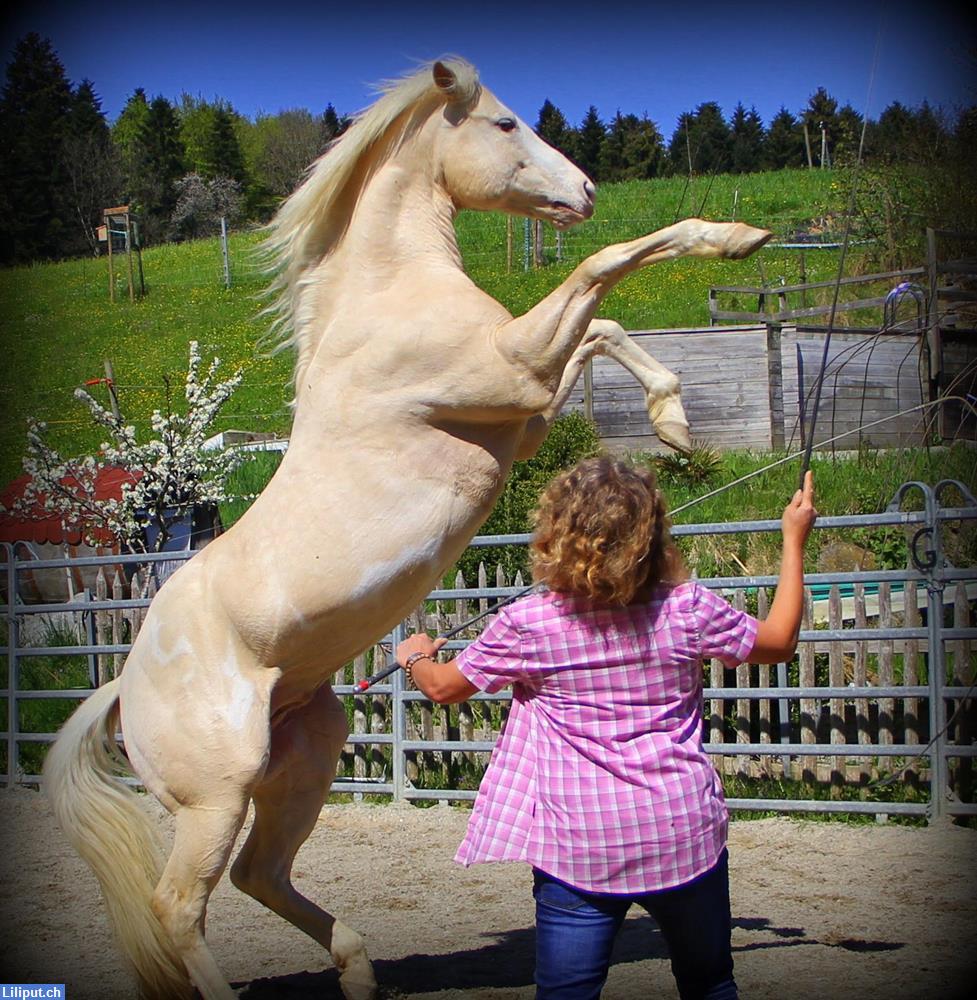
[430,60,595,228]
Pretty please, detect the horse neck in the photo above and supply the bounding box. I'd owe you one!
[289,127,464,417]
[338,135,463,273]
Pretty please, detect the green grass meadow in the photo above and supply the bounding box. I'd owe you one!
[0,168,851,486]
[1,164,970,547]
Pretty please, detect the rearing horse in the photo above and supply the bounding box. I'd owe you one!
[44,59,770,1000]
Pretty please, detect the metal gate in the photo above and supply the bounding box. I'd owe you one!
[3,479,975,821]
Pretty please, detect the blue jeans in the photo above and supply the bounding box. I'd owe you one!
[532,849,737,1000]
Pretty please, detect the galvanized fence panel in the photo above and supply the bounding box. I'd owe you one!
[2,480,974,821]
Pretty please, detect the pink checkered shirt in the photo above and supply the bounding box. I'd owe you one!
[453,581,758,894]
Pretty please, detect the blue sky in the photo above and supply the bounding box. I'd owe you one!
[2,1,975,135]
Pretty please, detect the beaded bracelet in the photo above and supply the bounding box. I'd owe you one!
[403,651,433,687]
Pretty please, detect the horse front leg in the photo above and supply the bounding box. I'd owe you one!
[587,319,692,453]
[497,218,770,384]
[514,319,692,460]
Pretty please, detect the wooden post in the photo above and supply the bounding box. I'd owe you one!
[134,220,145,296]
[105,210,115,302]
[803,122,814,169]
[583,358,594,422]
[111,571,125,681]
[799,588,816,783]
[533,219,544,267]
[709,654,725,774]
[353,652,367,780]
[828,585,844,795]
[123,212,136,302]
[757,588,772,755]
[370,645,386,778]
[104,359,121,425]
[95,569,109,687]
[734,591,751,778]
[878,583,894,747]
[766,322,786,451]
[853,583,870,786]
[220,217,231,289]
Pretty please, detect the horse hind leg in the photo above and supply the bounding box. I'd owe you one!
[230,684,377,1000]
[151,798,251,1000]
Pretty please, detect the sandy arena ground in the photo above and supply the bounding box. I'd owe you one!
[0,787,975,999]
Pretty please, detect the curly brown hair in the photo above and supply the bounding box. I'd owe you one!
[530,456,686,605]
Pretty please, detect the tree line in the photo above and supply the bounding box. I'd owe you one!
[537,90,973,183]
[1,32,974,265]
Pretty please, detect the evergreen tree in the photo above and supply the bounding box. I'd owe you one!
[621,114,666,180]
[764,107,805,169]
[535,99,573,158]
[571,105,606,181]
[729,103,764,174]
[201,107,246,183]
[63,79,122,254]
[69,78,108,138]
[667,102,731,175]
[833,103,864,165]
[113,88,151,184]
[802,87,840,166]
[177,95,217,175]
[321,103,349,143]
[129,95,186,242]
[600,112,665,181]
[667,111,696,175]
[870,101,915,163]
[911,101,947,161]
[0,33,73,262]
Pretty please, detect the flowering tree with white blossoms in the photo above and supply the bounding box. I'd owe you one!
[18,341,245,552]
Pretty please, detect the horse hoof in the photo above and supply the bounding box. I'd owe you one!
[339,968,378,1000]
[339,980,377,1000]
[655,419,692,454]
[725,222,772,259]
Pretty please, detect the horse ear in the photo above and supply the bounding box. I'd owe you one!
[432,61,457,95]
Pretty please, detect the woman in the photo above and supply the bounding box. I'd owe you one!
[396,457,817,1000]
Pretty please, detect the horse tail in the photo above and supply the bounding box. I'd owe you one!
[43,678,191,1000]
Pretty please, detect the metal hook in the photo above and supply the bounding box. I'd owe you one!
[909,526,937,572]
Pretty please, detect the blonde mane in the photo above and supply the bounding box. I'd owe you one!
[262,57,481,385]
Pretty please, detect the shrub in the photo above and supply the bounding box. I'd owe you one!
[452,412,600,581]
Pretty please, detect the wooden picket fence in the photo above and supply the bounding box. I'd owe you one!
[14,552,975,805]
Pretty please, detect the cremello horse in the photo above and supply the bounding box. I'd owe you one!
[44,59,770,1000]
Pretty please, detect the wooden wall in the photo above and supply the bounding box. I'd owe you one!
[561,325,950,453]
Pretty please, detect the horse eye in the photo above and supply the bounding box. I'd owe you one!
[496,117,517,133]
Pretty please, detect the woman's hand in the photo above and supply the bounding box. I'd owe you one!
[749,471,818,664]
[782,470,817,551]
[396,633,447,667]
[393,632,476,705]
